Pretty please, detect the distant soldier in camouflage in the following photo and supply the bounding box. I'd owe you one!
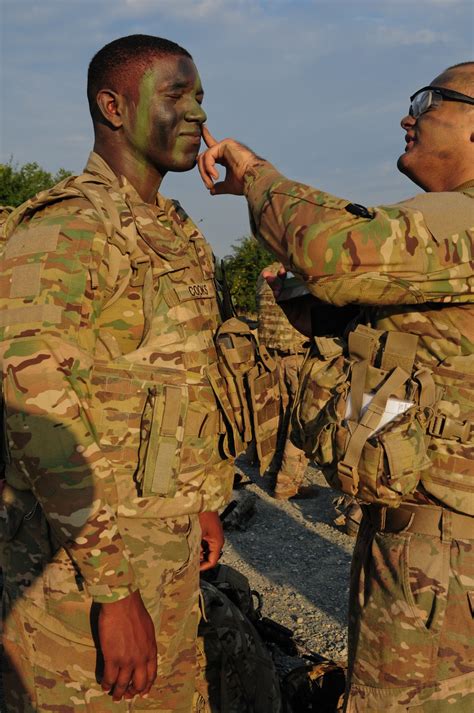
[198,62,474,711]
[256,262,309,498]
[0,35,236,711]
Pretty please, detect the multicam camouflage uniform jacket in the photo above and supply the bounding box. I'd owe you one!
[0,152,234,604]
[256,263,307,354]
[243,163,474,515]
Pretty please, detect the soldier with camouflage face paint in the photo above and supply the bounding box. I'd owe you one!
[198,62,474,712]
[0,35,238,712]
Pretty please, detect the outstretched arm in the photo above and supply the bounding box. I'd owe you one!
[200,129,472,306]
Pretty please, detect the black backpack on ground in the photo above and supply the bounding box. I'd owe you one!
[197,564,283,713]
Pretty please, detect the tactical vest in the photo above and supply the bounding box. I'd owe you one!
[292,187,474,514]
[257,264,307,354]
[1,166,279,515]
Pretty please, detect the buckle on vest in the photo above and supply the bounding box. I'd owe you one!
[337,461,359,495]
[428,413,471,443]
[315,336,344,359]
[108,229,128,254]
[130,256,150,287]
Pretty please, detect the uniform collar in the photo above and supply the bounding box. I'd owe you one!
[84,151,121,186]
[84,151,163,207]
[452,179,474,192]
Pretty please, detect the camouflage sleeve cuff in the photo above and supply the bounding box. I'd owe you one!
[243,162,285,220]
[87,582,139,605]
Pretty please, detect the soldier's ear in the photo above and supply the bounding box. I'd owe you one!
[95,89,124,128]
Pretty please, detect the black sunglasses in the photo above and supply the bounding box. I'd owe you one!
[409,85,474,118]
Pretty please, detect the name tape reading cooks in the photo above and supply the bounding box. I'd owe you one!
[188,284,209,297]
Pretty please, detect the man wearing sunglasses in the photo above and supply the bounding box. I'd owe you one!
[198,62,474,712]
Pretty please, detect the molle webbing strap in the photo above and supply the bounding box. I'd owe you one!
[414,368,437,409]
[381,331,418,374]
[73,176,144,263]
[130,255,152,287]
[75,176,154,304]
[348,359,369,425]
[338,366,410,494]
[346,326,383,424]
[73,176,118,239]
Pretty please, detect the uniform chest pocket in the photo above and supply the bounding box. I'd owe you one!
[136,384,189,497]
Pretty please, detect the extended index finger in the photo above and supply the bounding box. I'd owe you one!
[202,125,218,148]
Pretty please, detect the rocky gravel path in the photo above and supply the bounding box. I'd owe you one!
[221,458,355,667]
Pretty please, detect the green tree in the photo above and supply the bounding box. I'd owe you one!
[223,235,274,315]
[0,158,72,207]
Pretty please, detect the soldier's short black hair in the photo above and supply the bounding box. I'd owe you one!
[443,61,474,95]
[87,34,192,118]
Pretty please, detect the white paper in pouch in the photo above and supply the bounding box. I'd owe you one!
[344,392,414,436]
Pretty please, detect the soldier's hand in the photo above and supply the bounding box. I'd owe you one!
[199,511,225,571]
[265,267,314,337]
[99,589,157,701]
[198,127,259,195]
[263,266,286,300]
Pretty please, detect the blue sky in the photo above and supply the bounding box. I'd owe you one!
[1,0,473,257]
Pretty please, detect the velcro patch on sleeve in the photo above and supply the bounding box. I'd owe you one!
[10,264,42,298]
[5,224,60,259]
[400,192,474,241]
[0,304,62,327]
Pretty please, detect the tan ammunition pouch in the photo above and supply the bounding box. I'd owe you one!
[207,317,280,474]
[421,354,474,515]
[293,325,438,506]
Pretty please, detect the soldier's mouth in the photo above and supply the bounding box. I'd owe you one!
[404,134,415,151]
[179,130,202,141]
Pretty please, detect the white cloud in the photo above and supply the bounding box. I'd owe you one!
[122,0,256,21]
[387,0,465,4]
[374,26,445,46]
[356,0,467,5]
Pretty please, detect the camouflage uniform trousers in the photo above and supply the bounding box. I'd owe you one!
[344,509,474,712]
[2,507,202,713]
[270,351,309,498]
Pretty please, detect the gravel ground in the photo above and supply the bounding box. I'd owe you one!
[221,457,355,667]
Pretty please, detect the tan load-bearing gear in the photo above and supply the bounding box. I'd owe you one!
[292,323,473,510]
